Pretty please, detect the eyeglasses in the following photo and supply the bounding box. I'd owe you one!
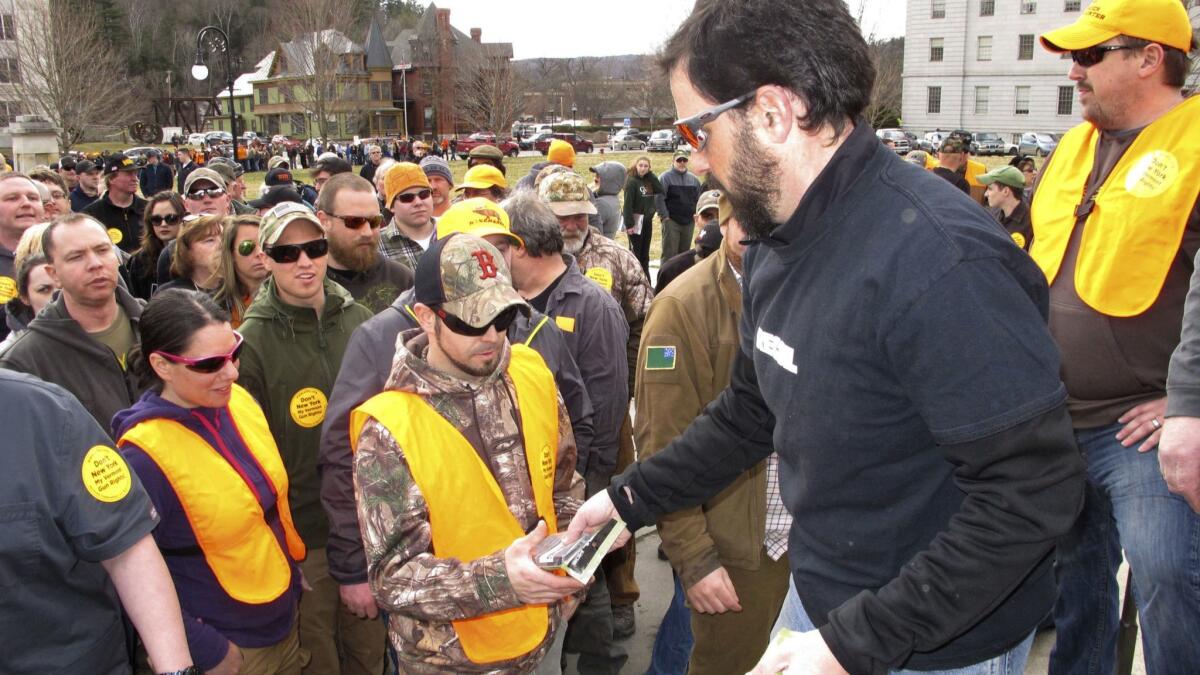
[333,213,384,230]
[264,238,329,263]
[149,213,182,226]
[436,305,520,336]
[674,89,757,151]
[1070,45,1135,68]
[236,239,259,256]
[187,188,226,200]
[395,189,432,204]
[154,332,244,374]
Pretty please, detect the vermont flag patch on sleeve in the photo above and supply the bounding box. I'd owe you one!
[645,346,677,370]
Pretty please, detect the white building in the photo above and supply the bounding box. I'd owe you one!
[901,0,1093,143]
[0,1,22,127]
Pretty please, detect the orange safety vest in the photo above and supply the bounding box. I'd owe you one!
[350,344,559,665]
[1030,95,1200,317]
[119,384,307,604]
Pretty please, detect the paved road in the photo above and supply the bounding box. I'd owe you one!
[567,530,1146,674]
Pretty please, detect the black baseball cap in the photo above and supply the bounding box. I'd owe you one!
[75,159,99,174]
[265,168,295,187]
[103,153,138,175]
[311,156,352,176]
[248,185,305,210]
[58,156,76,170]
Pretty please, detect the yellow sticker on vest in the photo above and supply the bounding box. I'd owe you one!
[540,443,554,482]
[585,267,613,292]
[81,445,132,503]
[107,228,124,245]
[1011,232,1026,249]
[554,315,576,332]
[0,276,15,303]
[289,387,328,428]
[1125,150,1179,199]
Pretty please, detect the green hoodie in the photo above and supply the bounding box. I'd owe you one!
[236,276,373,549]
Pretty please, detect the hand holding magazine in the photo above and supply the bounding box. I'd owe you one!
[534,518,627,583]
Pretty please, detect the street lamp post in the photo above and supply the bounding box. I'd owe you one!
[571,104,577,135]
[192,25,239,162]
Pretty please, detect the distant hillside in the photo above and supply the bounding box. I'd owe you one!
[513,54,650,80]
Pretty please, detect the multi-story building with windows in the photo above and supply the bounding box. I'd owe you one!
[902,0,1092,143]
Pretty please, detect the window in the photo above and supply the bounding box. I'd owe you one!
[290,113,306,134]
[0,101,20,126]
[1020,1,1037,13]
[1057,85,1074,115]
[0,58,18,83]
[977,36,993,61]
[1015,86,1031,115]
[930,38,944,62]
[0,15,14,40]
[931,0,946,18]
[1064,0,1081,10]
[281,85,293,103]
[927,86,942,114]
[421,76,433,97]
[974,86,990,114]
[1018,34,1035,60]
[258,88,268,105]
[980,0,995,16]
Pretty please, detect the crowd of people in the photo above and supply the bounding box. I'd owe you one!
[2,0,1199,674]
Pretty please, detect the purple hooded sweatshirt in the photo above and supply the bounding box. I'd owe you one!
[113,390,301,670]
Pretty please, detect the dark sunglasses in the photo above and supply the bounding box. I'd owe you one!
[264,238,328,263]
[334,213,384,230]
[395,189,432,204]
[1069,44,1135,68]
[155,332,244,374]
[436,305,520,336]
[187,187,226,200]
[149,213,182,225]
[236,239,259,256]
[674,89,757,151]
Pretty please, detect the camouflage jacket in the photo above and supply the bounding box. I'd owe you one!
[354,330,585,674]
[575,227,654,393]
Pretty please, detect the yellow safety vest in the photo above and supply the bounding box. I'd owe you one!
[350,344,560,665]
[1031,95,1200,317]
[119,384,307,604]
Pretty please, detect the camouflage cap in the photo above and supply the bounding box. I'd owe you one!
[183,167,226,195]
[939,137,968,154]
[538,171,598,217]
[695,189,721,215]
[414,233,528,328]
[258,201,323,247]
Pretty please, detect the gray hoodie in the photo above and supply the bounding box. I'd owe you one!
[590,161,626,238]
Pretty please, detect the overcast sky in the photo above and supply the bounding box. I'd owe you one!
[435,0,906,60]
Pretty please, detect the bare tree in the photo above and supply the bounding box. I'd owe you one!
[456,52,522,136]
[271,0,362,139]
[863,37,903,129]
[628,55,675,130]
[12,0,135,149]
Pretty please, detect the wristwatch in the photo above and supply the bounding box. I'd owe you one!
[158,668,202,675]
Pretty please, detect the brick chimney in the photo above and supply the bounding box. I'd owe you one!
[436,8,450,36]
[470,28,481,43]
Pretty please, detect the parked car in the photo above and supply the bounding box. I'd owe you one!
[187,132,207,147]
[646,129,679,152]
[455,132,520,159]
[534,132,593,155]
[876,128,910,154]
[205,131,233,144]
[1019,132,1058,157]
[968,132,1005,156]
[609,128,647,151]
[123,147,158,166]
[520,132,552,151]
[918,131,948,153]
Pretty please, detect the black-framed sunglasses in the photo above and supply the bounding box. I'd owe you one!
[395,189,432,204]
[154,332,245,374]
[236,239,260,257]
[264,238,328,263]
[674,89,758,151]
[187,187,226,200]
[436,305,520,336]
[1070,44,1135,68]
[334,213,384,230]
[149,213,182,226]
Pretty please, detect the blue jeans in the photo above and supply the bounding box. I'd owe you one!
[1050,422,1200,675]
[645,573,693,675]
[773,577,1034,675]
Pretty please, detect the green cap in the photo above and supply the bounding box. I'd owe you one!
[414,233,528,328]
[539,171,598,217]
[259,201,323,247]
[977,165,1027,189]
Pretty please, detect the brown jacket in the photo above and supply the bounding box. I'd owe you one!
[634,245,768,589]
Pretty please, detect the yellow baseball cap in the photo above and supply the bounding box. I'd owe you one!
[435,198,524,247]
[1040,0,1193,53]
[455,164,508,192]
